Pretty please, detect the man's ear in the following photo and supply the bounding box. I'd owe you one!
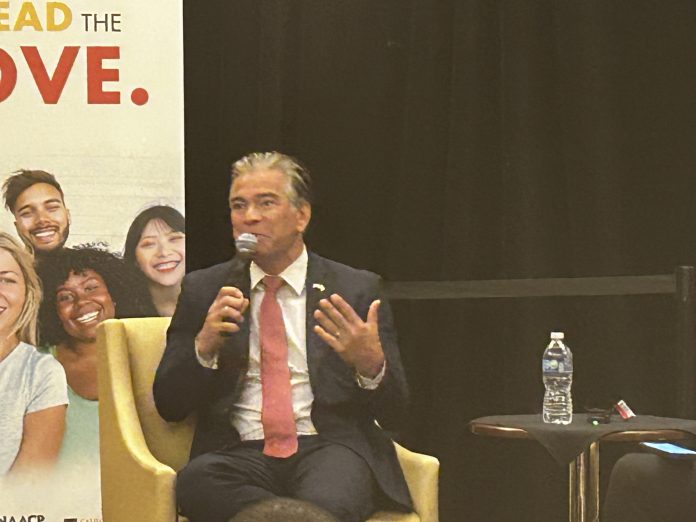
[297,202,311,233]
[67,208,71,225]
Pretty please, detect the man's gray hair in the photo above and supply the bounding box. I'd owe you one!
[231,152,312,208]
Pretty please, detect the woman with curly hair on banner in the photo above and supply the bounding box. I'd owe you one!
[123,205,186,317]
[37,245,147,468]
[0,232,67,476]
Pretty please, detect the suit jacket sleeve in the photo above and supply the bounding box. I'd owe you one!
[153,272,218,422]
[356,275,409,432]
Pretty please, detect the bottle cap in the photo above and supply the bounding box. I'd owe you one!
[550,331,564,340]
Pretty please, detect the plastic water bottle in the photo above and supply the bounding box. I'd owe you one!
[542,331,573,425]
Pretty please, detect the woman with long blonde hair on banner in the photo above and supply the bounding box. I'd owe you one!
[0,232,68,476]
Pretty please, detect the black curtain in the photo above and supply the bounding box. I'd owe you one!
[184,2,696,520]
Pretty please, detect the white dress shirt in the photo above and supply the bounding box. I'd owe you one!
[232,247,316,440]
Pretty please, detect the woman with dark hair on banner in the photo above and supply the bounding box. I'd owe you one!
[123,205,186,317]
[37,245,146,468]
[0,232,68,476]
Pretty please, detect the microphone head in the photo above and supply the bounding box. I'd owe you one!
[235,233,258,260]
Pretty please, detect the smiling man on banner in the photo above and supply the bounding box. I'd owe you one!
[153,152,412,522]
[2,170,71,255]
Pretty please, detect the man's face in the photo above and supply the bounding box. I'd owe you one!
[229,168,310,272]
[13,182,71,253]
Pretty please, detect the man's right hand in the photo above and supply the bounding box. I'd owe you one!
[195,286,250,360]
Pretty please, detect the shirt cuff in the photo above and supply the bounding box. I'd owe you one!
[355,361,386,390]
[195,338,219,369]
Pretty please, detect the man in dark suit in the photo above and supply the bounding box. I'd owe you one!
[153,152,411,522]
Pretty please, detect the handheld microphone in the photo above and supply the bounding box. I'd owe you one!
[219,233,257,337]
[227,232,257,285]
[234,232,258,260]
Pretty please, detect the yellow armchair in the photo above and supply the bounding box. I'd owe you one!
[97,317,439,522]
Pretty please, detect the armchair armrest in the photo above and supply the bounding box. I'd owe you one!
[394,442,439,522]
[98,320,179,522]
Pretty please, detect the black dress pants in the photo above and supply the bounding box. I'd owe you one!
[603,453,696,522]
[176,436,377,522]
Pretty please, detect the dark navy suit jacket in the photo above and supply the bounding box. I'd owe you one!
[153,251,412,510]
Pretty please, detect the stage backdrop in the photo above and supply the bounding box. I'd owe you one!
[0,0,184,519]
[181,2,696,520]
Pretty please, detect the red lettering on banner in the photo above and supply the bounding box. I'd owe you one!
[131,87,148,105]
[0,46,132,104]
[21,45,78,103]
[87,46,119,104]
[0,48,18,101]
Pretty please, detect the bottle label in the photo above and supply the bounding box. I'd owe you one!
[542,359,559,371]
[542,359,573,372]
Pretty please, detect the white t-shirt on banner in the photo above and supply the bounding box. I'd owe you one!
[0,342,68,474]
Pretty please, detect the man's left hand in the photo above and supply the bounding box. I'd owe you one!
[313,294,385,378]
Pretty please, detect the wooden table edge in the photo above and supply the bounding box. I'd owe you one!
[469,420,693,442]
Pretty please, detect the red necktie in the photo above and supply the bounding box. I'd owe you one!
[259,275,298,457]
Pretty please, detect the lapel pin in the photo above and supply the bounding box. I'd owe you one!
[312,283,325,292]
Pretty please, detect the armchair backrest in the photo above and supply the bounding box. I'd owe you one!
[99,317,195,472]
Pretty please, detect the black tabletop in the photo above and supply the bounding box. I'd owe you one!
[470,413,696,464]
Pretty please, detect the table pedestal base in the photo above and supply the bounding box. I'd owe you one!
[569,441,600,522]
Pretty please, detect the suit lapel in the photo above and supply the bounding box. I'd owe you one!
[305,252,333,387]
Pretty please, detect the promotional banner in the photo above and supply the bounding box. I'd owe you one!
[0,1,184,519]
